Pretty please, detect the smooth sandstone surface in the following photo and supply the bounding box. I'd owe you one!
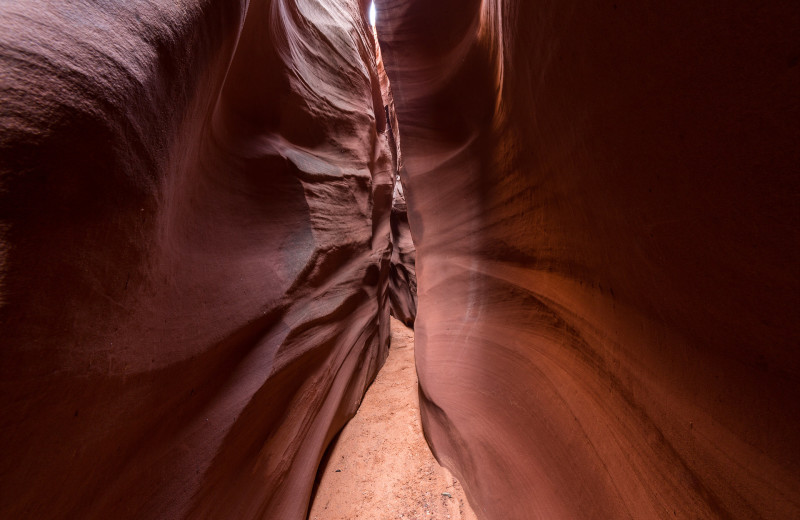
[1,0,798,519]
[0,1,394,518]
[376,31,418,328]
[389,179,417,327]
[377,1,800,519]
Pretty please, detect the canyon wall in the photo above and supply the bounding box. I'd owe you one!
[376,33,418,327]
[389,179,418,327]
[377,1,800,518]
[0,1,393,518]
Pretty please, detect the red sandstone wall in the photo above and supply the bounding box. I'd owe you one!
[389,179,418,326]
[0,1,393,518]
[377,0,800,518]
[376,31,417,327]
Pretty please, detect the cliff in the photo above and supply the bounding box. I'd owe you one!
[0,1,393,518]
[377,0,800,518]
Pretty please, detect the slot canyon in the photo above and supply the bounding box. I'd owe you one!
[0,0,797,518]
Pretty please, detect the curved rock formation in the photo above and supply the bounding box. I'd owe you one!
[377,0,800,518]
[0,1,393,518]
[389,178,418,327]
[375,29,418,327]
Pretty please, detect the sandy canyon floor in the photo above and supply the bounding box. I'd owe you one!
[309,318,477,520]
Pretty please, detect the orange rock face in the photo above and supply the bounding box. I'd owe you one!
[389,179,418,327]
[2,0,799,518]
[375,26,417,327]
[377,0,800,518]
[0,1,393,518]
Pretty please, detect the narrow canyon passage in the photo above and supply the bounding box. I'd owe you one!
[309,318,476,520]
[1,0,798,518]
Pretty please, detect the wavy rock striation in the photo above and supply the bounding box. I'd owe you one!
[389,179,418,327]
[0,1,394,518]
[377,0,800,518]
[375,30,418,327]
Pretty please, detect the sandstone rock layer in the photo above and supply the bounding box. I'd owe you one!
[389,179,417,327]
[376,32,417,327]
[377,1,800,518]
[0,1,394,518]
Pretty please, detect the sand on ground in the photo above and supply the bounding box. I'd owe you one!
[309,317,478,520]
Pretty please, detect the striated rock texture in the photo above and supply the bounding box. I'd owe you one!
[378,1,800,519]
[389,178,418,327]
[375,29,417,327]
[0,1,394,518]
